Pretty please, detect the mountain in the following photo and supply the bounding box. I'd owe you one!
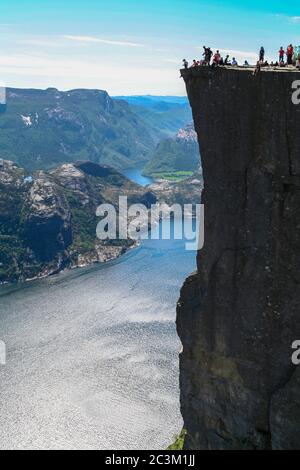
[0,89,193,176]
[0,159,156,283]
[114,95,189,107]
[114,95,192,140]
[143,124,200,178]
[0,88,156,172]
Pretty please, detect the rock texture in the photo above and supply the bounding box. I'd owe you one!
[148,169,203,206]
[23,171,72,261]
[177,67,300,449]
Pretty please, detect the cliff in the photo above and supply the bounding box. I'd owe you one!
[177,67,300,449]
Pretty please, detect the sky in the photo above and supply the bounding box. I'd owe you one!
[0,0,299,95]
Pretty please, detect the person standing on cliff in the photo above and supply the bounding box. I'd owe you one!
[287,44,294,65]
[203,46,213,65]
[183,59,188,69]
[259,47,265,63]
[279,47,285,64]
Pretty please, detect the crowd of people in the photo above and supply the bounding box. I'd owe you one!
[182,44,300,70]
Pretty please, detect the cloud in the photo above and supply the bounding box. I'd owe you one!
[274,14,300,24]
[63,35,144,48]
[0,53,184,95]
[218,49,257,61]
[196,46,257,62]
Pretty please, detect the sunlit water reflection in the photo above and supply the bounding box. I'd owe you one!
[0,220,196,450]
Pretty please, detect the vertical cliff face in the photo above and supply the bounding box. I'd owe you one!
[177,67,300,450]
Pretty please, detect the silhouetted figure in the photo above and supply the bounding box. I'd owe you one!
[203,46,213,65]
[183,59,188,69]
[259,47,265,62]
[224,54,230,65]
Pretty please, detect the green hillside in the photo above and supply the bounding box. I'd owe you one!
[0,88,156,172]
[114,95,192,140]
[143,124,200,178]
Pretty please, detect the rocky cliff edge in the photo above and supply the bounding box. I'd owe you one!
[177,67,300,450]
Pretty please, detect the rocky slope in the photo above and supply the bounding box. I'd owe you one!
[143,124,199,177]
[148,168,203,206]
[177,67,300,449]
[0,88,155,171]
[0,159,156,283]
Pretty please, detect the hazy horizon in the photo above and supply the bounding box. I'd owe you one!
[3,85,187,98]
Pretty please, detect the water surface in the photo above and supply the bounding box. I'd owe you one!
[0,221,196,450]
[122,167,153,186]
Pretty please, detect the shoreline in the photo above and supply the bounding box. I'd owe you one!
[0,240,140,288]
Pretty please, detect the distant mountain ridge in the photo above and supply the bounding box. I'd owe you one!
[114,95,189,107]
[0,89,192,174]
[0,88,157,172]
[114,95,192,140]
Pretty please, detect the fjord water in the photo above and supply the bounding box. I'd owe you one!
[122,167,153,186]
[0,220,196,450]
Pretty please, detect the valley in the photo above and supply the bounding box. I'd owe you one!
[0,90,193,173]
[0,91,202,285]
